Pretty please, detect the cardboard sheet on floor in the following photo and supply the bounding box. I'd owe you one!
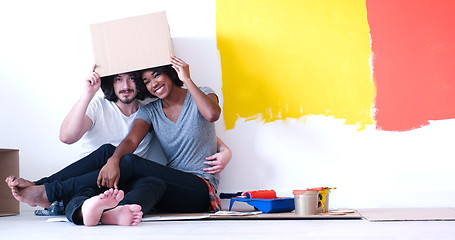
[141,211,362,221]
[357,208,455,221]
[46,211,361,223]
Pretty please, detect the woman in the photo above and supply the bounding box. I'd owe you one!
[97,55,221,191]
[69,55,222,225]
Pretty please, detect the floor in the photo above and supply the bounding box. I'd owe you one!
[1,210,455,240]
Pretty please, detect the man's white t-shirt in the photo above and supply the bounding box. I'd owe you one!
[79,96,157,160]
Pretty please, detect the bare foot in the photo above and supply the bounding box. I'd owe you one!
[5,176,35,189]
[81,189,125,226]
[101,204,143,226]
[11,185,51,208]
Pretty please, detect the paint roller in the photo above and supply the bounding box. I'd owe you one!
[219,190,277,199]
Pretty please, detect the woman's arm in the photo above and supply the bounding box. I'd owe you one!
[170,55,221,122]
[97,119,150,188]
[204,137,232,174]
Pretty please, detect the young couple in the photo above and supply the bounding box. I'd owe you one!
[6,55,230,226]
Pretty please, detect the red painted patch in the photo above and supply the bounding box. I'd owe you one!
[367,0,455,131]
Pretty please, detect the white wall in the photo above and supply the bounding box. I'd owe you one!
[1,0,454,211]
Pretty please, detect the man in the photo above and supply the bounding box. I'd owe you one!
[60,66,162,161]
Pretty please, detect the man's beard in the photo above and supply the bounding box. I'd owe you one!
[117,89,136,104]
[118,96,135,104]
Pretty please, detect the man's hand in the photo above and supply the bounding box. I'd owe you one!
[203,150,231,174]
[84,65,101,96]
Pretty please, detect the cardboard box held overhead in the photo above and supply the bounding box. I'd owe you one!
[0,148,19,217]
[91,11,174,77]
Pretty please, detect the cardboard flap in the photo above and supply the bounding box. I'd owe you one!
[90,11,174,77]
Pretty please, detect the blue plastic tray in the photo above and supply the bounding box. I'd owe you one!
[229,197,295,213]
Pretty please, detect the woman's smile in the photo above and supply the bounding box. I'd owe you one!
[154,85,165,95]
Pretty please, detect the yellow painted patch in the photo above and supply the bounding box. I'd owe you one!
[216,0,375,130]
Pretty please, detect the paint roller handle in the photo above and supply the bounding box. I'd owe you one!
[219,192,244,199]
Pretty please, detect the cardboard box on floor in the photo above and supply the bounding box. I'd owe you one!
[0,149,19,217]
[91,11,174,77]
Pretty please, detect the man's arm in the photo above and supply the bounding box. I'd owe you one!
[203,137,232,174]
[59,68,100,144]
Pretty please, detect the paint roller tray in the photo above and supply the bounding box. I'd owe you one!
[229,197,295,213]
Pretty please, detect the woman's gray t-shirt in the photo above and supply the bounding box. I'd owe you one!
[135,87,219,189]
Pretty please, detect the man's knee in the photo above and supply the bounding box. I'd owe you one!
[99,143,116,152]
[120,153,135,163]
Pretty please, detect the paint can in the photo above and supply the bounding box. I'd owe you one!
[306,187,336,213]
[292,189,319,215]
[318,188,330,213]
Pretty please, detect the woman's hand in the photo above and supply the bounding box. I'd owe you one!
[97,158,120,189]
[170,55,191,84]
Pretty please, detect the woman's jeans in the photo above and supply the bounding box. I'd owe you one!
[35,144,210,214]
[66,176,166,225]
